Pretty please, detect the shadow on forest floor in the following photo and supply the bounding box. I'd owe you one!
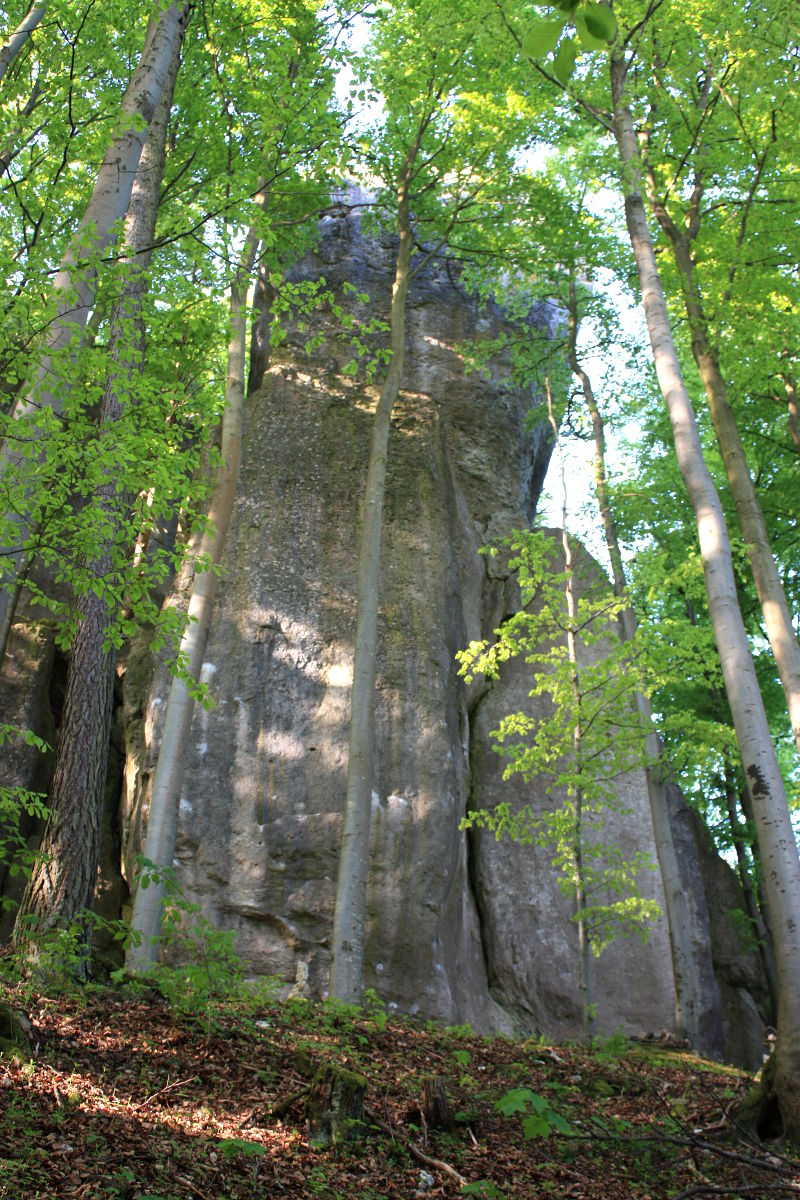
[1,978,797,1199]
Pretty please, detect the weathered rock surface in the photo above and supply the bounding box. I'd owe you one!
[670,789,771,1072]
[0,192,770,1062]
[467,540,678,1040]
[123,194,679,1039]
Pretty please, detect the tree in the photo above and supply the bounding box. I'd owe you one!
[126,4,346,968]
[0,2,45,86]
[636,11,800,757]
[329,0,531,1002]
[608,18,800,1141]
[457,493,661,1042]
[0,0,193,660]
[500,0,800,1136]
[12,20,185,949]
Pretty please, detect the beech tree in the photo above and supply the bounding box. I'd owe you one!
[13,25,185,946]
[458,376,661,1042]
[126,4,346,968]
[0,0,193,659]
[455,150,702,1043]
[329,0,533,1003]
[607,5,800,1142]
[0,2,45,86]
[635,9,800,757]
[495,0,800,1137]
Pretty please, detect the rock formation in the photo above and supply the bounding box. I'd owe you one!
[0,192,769,1063]
[121,193,689,1039]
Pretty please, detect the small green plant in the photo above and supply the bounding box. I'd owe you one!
[461,1182,504,1198]
[592,1027,631,1062]
[495,1087,572,1138]
[0,725,50,915]
[362,987,388,1030]
[453,1048,471,1069]
[216,1136,266,1160]
[125,857,279,1034]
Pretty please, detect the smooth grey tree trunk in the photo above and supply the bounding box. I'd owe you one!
[611,47,800,1141]
[0,2,45,86]
[566,277,699,1045]
[0,2,191,659]
[547,378,594,1042]
[125,208,266,972]
[329,171,415,1004]
[646,186,800,757]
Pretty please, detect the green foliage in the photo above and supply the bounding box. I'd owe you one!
[521,0,618,84]
[495,1087,572,1137]
[0,726,50,913]
[458,529,661,957]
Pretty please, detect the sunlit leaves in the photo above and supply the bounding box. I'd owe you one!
[521,0,618,83]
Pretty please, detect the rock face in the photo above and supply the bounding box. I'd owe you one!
[0,192,770,1060]
[122,193,677,1038]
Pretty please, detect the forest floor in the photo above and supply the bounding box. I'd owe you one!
[1,973,798,1200]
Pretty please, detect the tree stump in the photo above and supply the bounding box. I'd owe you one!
[0,1000,31,1059]
[306,1065,366,1147]
[421,1073,450,1131]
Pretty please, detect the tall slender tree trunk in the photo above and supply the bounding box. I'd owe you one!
[125,209,266,972]
[610,47,800,1140]
[646,190,800,755]
[0,1,192,659]
[13,32,183,948]
[329,171,415,1004]
[0,2,45,86]
[547,369,594,1042]
[566,277,699,1044]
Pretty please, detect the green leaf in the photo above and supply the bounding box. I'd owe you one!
[583,2,618,42]
[522,1113,553,1138]
[342,359,358,376]
[495,1086,537,1116]
[522,18,566,58]
[554,36,578,84]
[574,11,607,51]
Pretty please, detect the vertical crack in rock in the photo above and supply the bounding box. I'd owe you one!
[462,683,496,995]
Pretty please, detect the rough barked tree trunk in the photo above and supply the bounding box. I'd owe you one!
[328,165,415,1004]
[125,205,267,972]
[0,2,45,87]
[566,276,700,1045]
[610,46,800,1141]
[0,1,192,662]
[13,34,183,947]
[646,182,800,757]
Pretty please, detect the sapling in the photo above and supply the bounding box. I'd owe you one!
[459,381,660,1038]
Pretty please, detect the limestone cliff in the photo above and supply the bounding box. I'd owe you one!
[0,195,767,1061]
[123,194,679,1038]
